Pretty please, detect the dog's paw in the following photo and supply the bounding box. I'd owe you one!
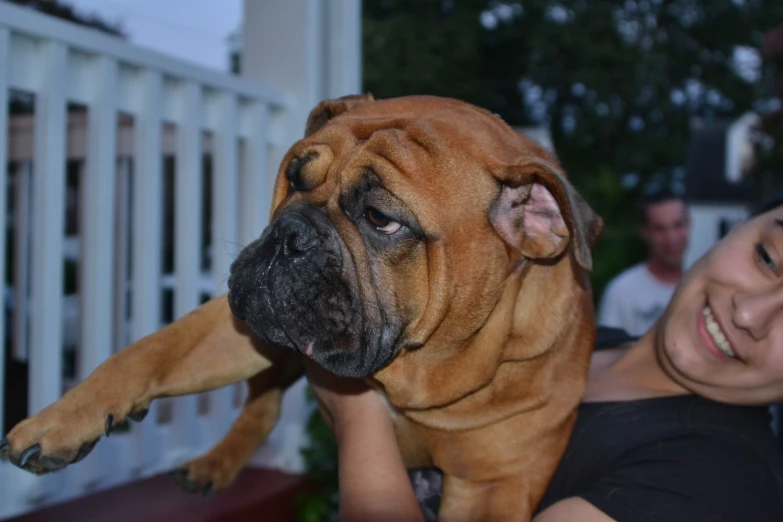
[172,453,243,496]
[0,426,100,474]
[1,402,149,474]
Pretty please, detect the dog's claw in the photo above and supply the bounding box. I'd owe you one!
[105,415,114,437]
[39,455,67,472]
[18,444,41,469]
[128,409,149,422]
[74,439,98,463]
[170,468,188,484]
[170,469,193,491]
[0,438,9,459]
[170,469,211,495]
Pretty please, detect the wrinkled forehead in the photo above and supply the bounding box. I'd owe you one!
[329,100,529,165]
[283,103,538,208]
[744,206,783,234]
[716,207,783,256]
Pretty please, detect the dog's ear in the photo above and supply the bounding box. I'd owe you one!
[304,93,375,137]
[490,158,603,271]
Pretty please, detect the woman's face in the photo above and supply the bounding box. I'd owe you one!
[656,205,783,405]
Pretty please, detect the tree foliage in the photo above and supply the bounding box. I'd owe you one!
[3,0,125,37]
[363,0,783,298]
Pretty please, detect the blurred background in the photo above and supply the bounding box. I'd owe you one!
[1,0,782,521]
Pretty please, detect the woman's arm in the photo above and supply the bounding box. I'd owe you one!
[306,363,425,522]
[534,498,616,522]
[335,400,425,522]
[305,363,618,522]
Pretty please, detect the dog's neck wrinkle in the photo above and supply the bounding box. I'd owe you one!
[383,257,592,431]
[376,261,526,410]
[506,259,577,360]
[403,239,453,350]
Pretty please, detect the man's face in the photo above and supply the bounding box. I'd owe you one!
[640,199,691,270]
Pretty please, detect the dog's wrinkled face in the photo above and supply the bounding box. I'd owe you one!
[228,95,601,378]
[227,187,416,377]
[228,202,369,372]
[228,149,428,378]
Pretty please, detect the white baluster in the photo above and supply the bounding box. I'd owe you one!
[80,55,117,378]
[213,91,239,295]
[112,157,131,354]
[29,40,67,418]
[130,69,164,474]
[77,54,118,489]
[170,80,202,463]
[0,25,10,518]
[0,26,9,438]
[27,39,68,505]
[205,91,241,440]
[240,101,271,247]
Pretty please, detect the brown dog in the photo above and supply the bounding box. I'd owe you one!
[1,94,602,521]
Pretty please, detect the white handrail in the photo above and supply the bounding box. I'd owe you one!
[0,2,284,105]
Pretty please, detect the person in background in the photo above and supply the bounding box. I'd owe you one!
[598,188,691,336]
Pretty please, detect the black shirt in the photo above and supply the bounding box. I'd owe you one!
[536,327,783,521]
[536,394,783,521]
[412,327,783,521]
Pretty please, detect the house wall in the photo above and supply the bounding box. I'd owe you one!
[684,203,749,269]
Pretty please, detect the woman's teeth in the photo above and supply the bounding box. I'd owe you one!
[703,306,736,358]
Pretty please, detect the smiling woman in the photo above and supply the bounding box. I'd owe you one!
[532,195,783,521]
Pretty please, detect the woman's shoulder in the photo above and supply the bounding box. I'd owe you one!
[572,394,783,490]
[619,409,783,519]
[543,397,783,520]
[578,393,776,445]
[677,396,783,470]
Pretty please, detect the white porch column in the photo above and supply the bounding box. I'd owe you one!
[324,0,362,99]
[241,0,362,167]
[239,0,361,475]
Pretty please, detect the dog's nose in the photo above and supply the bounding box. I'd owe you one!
[276,214,318,258]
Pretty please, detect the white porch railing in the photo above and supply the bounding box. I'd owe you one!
[0,2,309,519]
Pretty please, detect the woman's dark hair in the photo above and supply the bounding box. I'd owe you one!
[750,193,783,218]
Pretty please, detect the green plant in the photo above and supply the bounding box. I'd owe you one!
[296,387,339,522]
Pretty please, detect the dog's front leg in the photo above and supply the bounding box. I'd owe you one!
[172,354,304,495]
[0,295,272,474]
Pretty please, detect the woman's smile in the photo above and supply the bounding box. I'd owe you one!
[697,304,741,363]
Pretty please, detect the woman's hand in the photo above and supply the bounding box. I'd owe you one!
[304,361,391,437]
[305,361,425,522]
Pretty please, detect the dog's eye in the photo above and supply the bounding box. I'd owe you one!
[366,208,401,234]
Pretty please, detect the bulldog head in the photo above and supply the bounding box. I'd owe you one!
[228,94,602,379]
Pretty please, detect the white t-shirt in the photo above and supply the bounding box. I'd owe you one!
[597,263,677,337]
